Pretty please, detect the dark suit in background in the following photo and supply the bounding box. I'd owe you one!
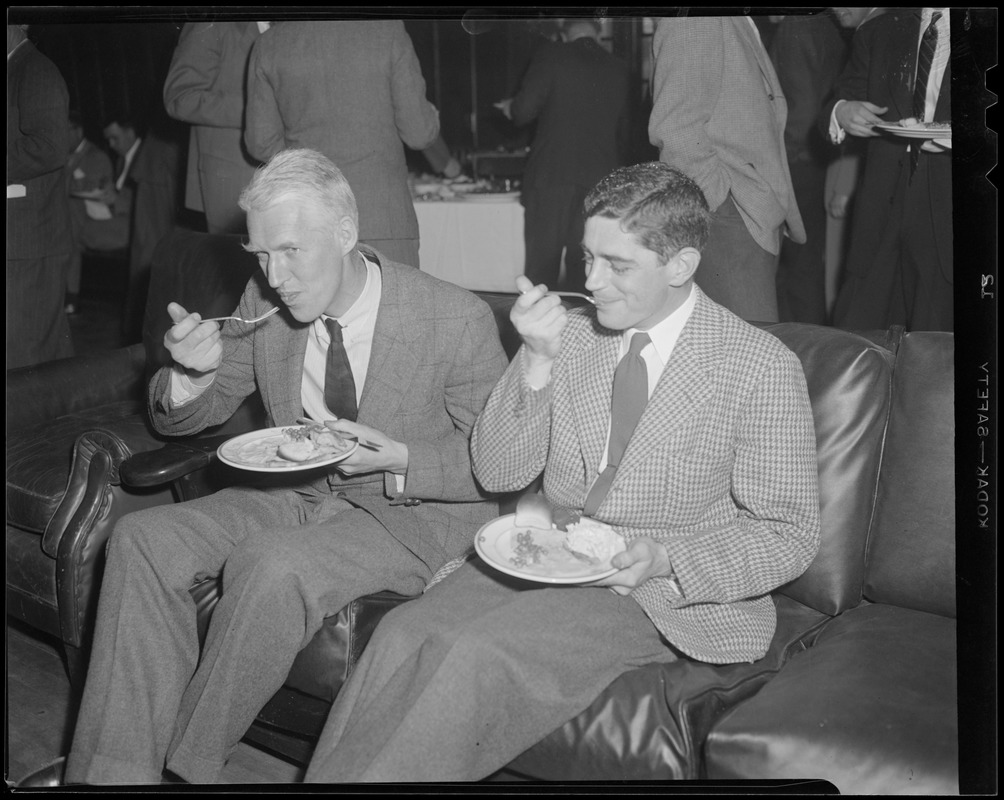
[7,34,74,368]
[244,21,441,267]
[769,13,848,324]
[825,9,953,331]
[163,21,263,234]
[124,132,180,344]
[509,27,630,291]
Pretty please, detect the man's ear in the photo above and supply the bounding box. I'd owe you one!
[335,215,359,256]
[667,247,701,286]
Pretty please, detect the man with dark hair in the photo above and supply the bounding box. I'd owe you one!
[63,148,507,785]
[305,161,821,783]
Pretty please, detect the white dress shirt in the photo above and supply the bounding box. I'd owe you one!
[597,284,697,472]
[170,253,380,414]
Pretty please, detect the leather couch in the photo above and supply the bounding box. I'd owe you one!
[5,230,956,792]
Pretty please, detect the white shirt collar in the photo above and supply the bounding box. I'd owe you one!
[319,252,380,340]
[621,284,697,366]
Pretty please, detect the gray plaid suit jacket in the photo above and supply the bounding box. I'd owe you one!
[648,16,806,254]
[149,250,508,570]
[471,287,820,663]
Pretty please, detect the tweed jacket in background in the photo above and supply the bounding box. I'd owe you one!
[648,16,806,254]
[149,253,508,570]
[244,21,440,243]
[471,287,821,663]
[163,21,262,231]
[7,40,72,260]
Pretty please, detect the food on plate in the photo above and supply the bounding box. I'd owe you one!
[563,518,626,564]
[895,117,951,130]
[276,425,352,463]
[514,494,554,529]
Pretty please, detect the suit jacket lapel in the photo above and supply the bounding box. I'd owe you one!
[886,11,924,121]
[356,257,418,430]
[266,315,309,425]
[568,320,620,477]
[733,18,787,129]
[614,290,720,484]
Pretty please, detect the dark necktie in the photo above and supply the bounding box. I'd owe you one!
[583,332,652,517]
[323,318,358,421]
[911,11,942,173]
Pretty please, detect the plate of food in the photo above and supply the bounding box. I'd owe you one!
[873,118,952,139]
[474,510,627,584]
[217,425,357,472]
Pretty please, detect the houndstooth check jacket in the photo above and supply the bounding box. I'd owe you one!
[648,16,806,254]
[471,287,820,663]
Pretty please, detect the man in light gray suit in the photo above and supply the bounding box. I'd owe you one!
[649,14,805,323]
[64,149,508,785]
[245,20,441,268]
[305,162,820,782]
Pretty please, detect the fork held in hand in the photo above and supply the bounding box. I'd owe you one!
[202,307,280,324]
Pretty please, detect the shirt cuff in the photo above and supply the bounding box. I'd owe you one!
[829,100,847,145]
[169,364,216,407]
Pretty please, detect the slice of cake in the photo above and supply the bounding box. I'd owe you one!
[563,518,626,564]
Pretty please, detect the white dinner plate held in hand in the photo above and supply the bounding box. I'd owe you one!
[474,514,619,584]
[218,426,358,473]
[873,122,952,140]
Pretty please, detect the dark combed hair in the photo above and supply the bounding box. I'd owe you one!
[583,162,712,261]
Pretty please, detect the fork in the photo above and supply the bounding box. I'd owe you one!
[520,289,596,305]
[295,417,382,451]
[549,291,596,305]
[202,307,280,324]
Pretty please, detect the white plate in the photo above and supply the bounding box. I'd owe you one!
[460,191,521,203]
[217,426,358,473]
[474,514,619,584]
[873,122,952,140]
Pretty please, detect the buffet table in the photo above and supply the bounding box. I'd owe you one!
[414,195,525,292]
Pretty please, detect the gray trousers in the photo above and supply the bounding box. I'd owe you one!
[65,485,430,785]
[305,559,679,783]
[696,194,782,324]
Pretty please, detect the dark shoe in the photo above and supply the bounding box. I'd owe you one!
[16,756,67,787]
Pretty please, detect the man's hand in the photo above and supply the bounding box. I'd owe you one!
[323,419,409,477]
[589,537,674,596]
[512,276,568,384]
[493,98,514,121]
[164,302,223,375]
[835,100,889,138]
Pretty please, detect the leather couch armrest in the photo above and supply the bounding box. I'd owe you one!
[6,344,147,431]
[119,434,234,488]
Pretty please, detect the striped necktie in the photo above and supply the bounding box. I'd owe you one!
[323,318,358,421]
[583,332,652,517]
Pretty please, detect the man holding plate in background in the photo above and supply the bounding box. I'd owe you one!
[305,161,821,783]
[826,7,953,332]
[64,148,508,785]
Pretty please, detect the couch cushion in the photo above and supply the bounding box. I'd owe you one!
[865,332,955,617]
[704,603,958,794]
[5,402,148,534]
[763,324,894,615]
[504,595,829,781]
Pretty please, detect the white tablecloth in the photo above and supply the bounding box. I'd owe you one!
[414,198,525,292]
